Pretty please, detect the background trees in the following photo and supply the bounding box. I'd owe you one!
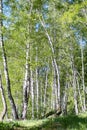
[0,0,87,120]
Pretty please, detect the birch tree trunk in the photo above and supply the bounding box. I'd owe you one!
[36,47,39,118]
[51,80,55,109]
[39,15,61,109]
[76,77,84,112]
[80,41,86,111]
[51,60,57,109]
[40,81,43,117]
[73,70,78,115]
[44,71,48,109]
[0,0,18,119]
[62,82,68,115]
[21,1,33,119]
[69,43,79,115]
[22,44,30,119]
[70,53,78,115]
[0,74,7,120]
[31,69,34,119]
[51,75,57,109]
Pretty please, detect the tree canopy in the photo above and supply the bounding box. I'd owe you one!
[0,0,87,120]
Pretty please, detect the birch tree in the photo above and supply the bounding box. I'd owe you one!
[80,39,86,111]
[35,47,39,118]
[31,68,34,119]
[21,0,33,119]
[70,46,78,115]
[0,73,7,120]
[22,43,30,119]
[0,0,18,119]
[38,14,61,110]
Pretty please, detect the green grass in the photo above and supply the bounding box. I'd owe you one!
[0,121,19,130]
[17,119,50,130]
[0,113,87,130]
[51,114,87,130]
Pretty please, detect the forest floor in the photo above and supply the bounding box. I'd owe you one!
[0,113,87,130]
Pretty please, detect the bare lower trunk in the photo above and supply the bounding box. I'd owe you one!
[70,44,78,115]
[0,74,7,120]
[22,44,30,119]
[40,81,43,117]
[0,0,18,119]
[76,77,84,112]
[53,59,60,108]
[44,71,48,108]
[51,80,55,109]
[31,69,34,119]
[36,47,39,118]
[51,61,57,109]
[2,48,18,119]
[80,42,86,111]
[62,82,68,115]
[70,55,78,114]
[73,70,78,115]
[36,68,39,118]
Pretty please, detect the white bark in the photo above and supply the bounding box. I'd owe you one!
[76,77,84,112]
[44,71,48,108]
[70,44,78,115]
[22,1,33,119]
[69,65,78,115]
[73,70,78,115]
[51,61,57,109]
[36,47,39,118]
[0,74,7,120]
[51,81,55,109]
[31,69,34,119]
[39,14,61,108]
[22,43,30,119]
[80,41,86,111]
[40,81,43,117]
[0,0,18,119]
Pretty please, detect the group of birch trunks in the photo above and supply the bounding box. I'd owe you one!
[0,0,87,120]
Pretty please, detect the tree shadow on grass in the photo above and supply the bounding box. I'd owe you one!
[24,115,87,130]
[46,115,87,130]
[25,115,87,130]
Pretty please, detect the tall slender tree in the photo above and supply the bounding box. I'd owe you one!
[0,73,7,120]
[0,0,18,119]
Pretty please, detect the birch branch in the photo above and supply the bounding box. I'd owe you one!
[38,12,54,54]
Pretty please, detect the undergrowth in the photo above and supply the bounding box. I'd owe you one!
[0,113,87,130]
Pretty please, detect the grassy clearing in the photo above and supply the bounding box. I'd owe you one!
[0,113,87,130]
[17,119,49,130]
[0,119,49,130]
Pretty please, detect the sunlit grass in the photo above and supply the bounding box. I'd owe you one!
[17,119,49,129]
